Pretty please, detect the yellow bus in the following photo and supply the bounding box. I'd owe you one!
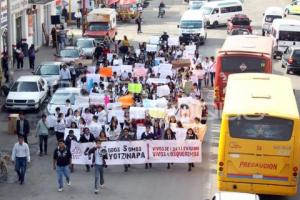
[217,73,300,196]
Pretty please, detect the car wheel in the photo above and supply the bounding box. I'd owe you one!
[212,21,218,28]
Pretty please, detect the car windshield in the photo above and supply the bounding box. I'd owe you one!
[229,116,293,141]
[231,29,250,35]
[231,17,250,25]
[88,23,109,31]
[293,50,300,58]
[279,31,300,42]
[181,20,203,29]
[36,65,60,75]
[77,40,94,48]
[265,15,282,23]
[10,81,39,92]
[190,2,204,10]
[200,6,212,15]
[50,92,78,105]
[221,56,266,73]
[59,49,79,58]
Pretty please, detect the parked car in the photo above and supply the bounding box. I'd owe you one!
[212,192,260,200]
[75,38,96,59]
[188,0,207,10]
[47,87,82,114]
[54,47,83,64]
[285,0,300,15]
[281,46,300,74]
[33,61,63,93]
[5,76,48,111]
[227,14,252,34]
[228,28,250,35]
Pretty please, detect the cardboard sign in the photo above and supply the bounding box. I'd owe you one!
[171,59,191,68]
[148,108,166,119]
[112,65,122,75]
[146,44,158,52]
[133,67,148,77]
[168,37,179,46]
[157,85,170,97]
[118,95,135,108]
[120,65,133,73]
[99,67,113,77]
[130,107,146,119]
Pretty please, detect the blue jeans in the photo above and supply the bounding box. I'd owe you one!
[95,165,104,189]
[15,157,27,183]
[56,166,70,189]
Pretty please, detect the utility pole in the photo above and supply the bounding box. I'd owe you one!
[7,0,13,71]
[82,0,86,36]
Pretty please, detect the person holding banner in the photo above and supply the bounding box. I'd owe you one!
[186,128,198,171]
[80,128,96,172]
[141,126,155,169]
[119,128,135,172]
[164,128,176,169]
[65,130,78,173]
[87,139,108,194]
[53,140,72,192]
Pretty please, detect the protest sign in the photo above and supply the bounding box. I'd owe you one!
[168,37,179,46]
[128,83,142,93]
[102,141,147,165]
[147,78,170,85]
[112,65,122,75]
[134,63,145,68]
[46,114,57,128]
[185,45,196,52]
[148,108,166,119]
[155,57,165,65]
[159,63,172,71]
[108,109,125,123]
[171,59,191,68]
[172,128,187,141]
[159,69,173,78]
[75,96,90,108]
[142,98,168,108]
[107,53,114,63]
[70,141,94,165]
[148,140,202,163]
[64,128,81,140]
[99,67,113,77]
[157,85,170,97]
[86,74,100,84]
[136,126,154,140]
[183,50,195,59]
[87,66,96,74]
[133,67,147,77]
[118,95,135,108]
[107,102,122,110]
[183,81,193,95]
[149,36,160,45]
[146,44,158,52]
[178,97,203,122]
[183,123,207,141]
[130,107,146,119]
[89,93,105,105]
[120,65,133,73]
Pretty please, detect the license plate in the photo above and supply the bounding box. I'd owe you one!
[253,174,263,179]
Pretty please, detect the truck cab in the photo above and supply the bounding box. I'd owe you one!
[85,8,117,42]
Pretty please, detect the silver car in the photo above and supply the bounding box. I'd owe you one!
[76,38,96,59]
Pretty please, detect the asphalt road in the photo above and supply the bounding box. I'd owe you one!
[1,0,300,200]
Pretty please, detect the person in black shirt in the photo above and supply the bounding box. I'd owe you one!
[65,130,77,173]
[53,140,72,192]
[141,126,155,169]
[80,128,95,172]
[186,128,198,171]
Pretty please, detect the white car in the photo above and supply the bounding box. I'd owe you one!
[76,38,96,59]
[47,87,82,114]
[188,0,207,10]
[212,192,260,200]
[5,76,48,111]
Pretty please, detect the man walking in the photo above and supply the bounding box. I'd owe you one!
[74,9,82,29]
[53,139,72,192]
[136,16,142,34]
[16,112,30,143]
[11,136,30,185]
[36,114,49,156]
[88,139,107,194]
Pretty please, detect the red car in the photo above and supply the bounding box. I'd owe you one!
[227,14,252,34]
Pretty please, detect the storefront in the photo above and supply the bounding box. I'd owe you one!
[0,0,8,52]
[11,0,29,45]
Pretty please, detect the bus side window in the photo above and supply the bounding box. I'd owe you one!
[212,8,219,14]
[221,7,228,13]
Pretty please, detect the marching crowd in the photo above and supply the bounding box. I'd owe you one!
[11,32,216,194]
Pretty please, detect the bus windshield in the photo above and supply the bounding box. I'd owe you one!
[88,22,110,31]
[181,20,203,29]
[229,116,293,141]
[265,15,282,23]
[221,56,266,73]
[279,31,300,41]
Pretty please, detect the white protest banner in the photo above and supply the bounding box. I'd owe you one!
[70,141,94,165]
[135,49,141,56]
[108,109,125,123]
[135,63,145,68]
[133,67,148,77]
[183,50,195,59]
[148,140,202,163]
[157,85,170,97]
[155,57,165,65]
[178,97,202,122]
[64,128,81,140]
[159,69,173,78]
[112,65,122,75]
[75,96,90,108]
[107,102,122,110]
[149,36,160,45]
[107,53,114,63]
[152,66,159,75]
[173,128,187,141]
[102,141,147,165]
[146,44,158,52]
[185,45,196,52]
[89,93,105,105]
[148,108,166,119]
[168,37,179,46]
[147,78,170,85]
[143,98,168,108]
[87,66,96,74]
[159,63,172,71]
[120,65,133,73]
[130,107,146,119]
[86,73,100,84]
[136,126,154,140]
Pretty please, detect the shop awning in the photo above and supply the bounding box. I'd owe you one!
[28,0,55,4]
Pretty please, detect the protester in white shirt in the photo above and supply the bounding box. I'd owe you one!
[201,57,210,87]
[60,65,71,87]
[209,56,216,87]
[55,113,66,141]
[11,136,30,184]
[95,105,107,124]
[74,9,82,29]
[89,116,102,138]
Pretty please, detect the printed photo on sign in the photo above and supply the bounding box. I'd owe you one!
[71,141,94,165]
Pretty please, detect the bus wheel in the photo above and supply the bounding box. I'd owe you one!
[212,21,218,28]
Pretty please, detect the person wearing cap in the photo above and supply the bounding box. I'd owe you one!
[87,139,108,194]
[11,136,30,185]
[16,112,30,144]
[53,139,72,192]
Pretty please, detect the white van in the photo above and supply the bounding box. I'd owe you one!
[262,7,285,36]
[270,19,300,58]
[178,10,207,45]
[200,0,243,28]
